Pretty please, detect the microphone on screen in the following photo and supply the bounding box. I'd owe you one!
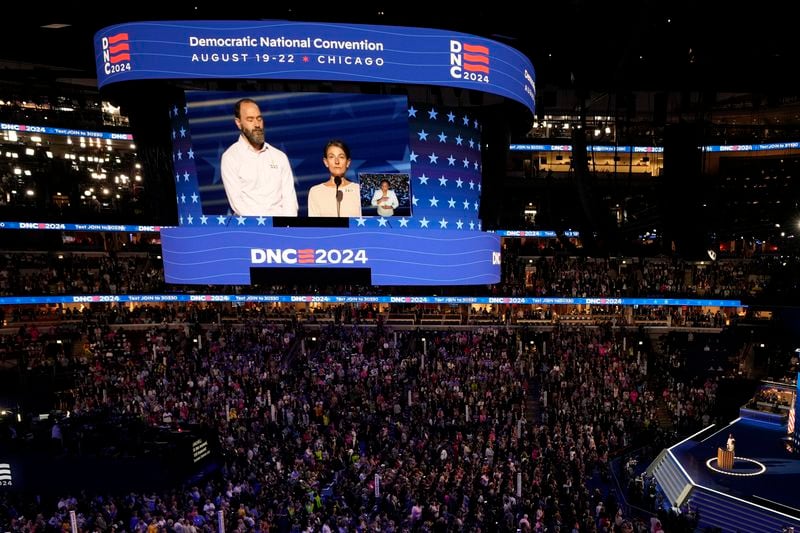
[334,177,343,217]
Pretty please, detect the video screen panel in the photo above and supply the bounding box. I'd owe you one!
[179,91,411,219]
[172,90,484,230]
[358,172,411,217]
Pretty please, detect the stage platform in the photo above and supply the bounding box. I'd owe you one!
[648,417,800,532]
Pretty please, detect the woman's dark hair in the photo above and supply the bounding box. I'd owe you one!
[323,139,350,159]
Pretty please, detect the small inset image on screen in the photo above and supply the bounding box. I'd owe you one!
[359,173,412,217]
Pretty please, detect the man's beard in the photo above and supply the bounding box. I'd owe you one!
[243,127,264,147]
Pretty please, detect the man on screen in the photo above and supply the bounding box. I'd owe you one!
[371,179,399,216]
[220,98,298,216]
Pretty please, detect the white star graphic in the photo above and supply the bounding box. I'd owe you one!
[463,199,471,209]
[183,171,190,182]
[179,216,183,225]
[478,183,481,191]
[200,215,208,225]
[447,155,456,166]
[474,119,479,128]
[399,217,409,227]
[412,195,419,206]
[187,148,194,159]
[438,176,448,186]
[410,151,418,163]
[474,161,480,170]
[172,105,179,116]
[419,217,430,228]
[417,130,428,141]
[191,193,199,203]
[356,217,367,226]
[176,150,182,160]
[418,174,429,185]
[474,201,479,210]
[377,217,388,227]
[462,115,470,126]
[236,216,246,225]
[172,130,177,140]
[463,158,470,168]
[447,112,456,123]
[179,127,186,137]
[184,104,188,114]
[439,218,448,229]
[256,216,266,225]
[186,215,193,224]
[455,135,463,146]
[180,193,186,203]
[456,178,464,188]
[217,215,227,225]
[469,180,475,190]
[447,197,456,208]
[456,219,464,229]
[469,139,475,149]
[429,196,439,207]
[175,173,180,182]
[428,108,438,120]
[408,106,417,117]
[469,221,475,230]
[437,132,447,143]
[428,153,439,164]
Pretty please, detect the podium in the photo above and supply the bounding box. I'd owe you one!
[718,447,734,470]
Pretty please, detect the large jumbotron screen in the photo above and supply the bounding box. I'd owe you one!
[92,19,537,286]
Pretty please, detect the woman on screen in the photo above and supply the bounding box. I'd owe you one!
[307,140,362,217]
[371,178,399,216]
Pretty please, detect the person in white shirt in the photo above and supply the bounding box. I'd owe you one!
[308,140,362,217]
[726,433,735,453]
[370,179,399,216]
[220,98,298,216]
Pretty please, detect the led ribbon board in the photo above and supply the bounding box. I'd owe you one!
[94,20,536,114]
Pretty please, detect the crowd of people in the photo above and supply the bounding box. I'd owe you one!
[498,252,777,301]
[0,319,728,532]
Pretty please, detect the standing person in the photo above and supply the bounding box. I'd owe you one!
[370,179,399,216]
[726,433,735,453]
[220,98,298,216]
[308,140,362,217]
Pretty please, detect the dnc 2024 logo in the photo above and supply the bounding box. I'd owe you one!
[449,40,490,83]
[101,32,132,76]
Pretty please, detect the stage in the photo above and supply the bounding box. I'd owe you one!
[649,417,800,532]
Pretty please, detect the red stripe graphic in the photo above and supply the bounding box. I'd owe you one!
[109,43,129,54]
[107,33,129,44]
[463,43,489,55]
[464,63,490,74]
[109,53,131,64]
[463,53,489,64]
[297,249,315,264]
